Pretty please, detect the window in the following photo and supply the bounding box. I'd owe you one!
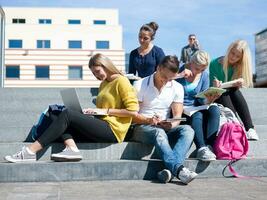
[68,19,81,24]
[6,66,20,78]
[37,40,51,48]
[96,41,109,49]
[68,40,82,49]
[9,40,22,48]
[12,18,26,24]
[39,19,52,24]
[69,66,83,79]
[93,20,106,25]
[35,66,50,79]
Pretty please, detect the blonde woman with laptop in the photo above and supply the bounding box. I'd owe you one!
[5,54,139,163]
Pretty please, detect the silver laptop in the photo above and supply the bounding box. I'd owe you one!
[60,88,83,113]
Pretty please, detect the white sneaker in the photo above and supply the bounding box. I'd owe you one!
[157,169,173,183]
[247,128,259,141]
[178,167,198,184]
[196,146,216,161]
[4,146,36,163]
[51,147,82,162]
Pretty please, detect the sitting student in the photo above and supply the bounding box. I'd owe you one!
[209,40,259,140]
[176,50,221,161]
[130,55,197,185]
[4,53,139,163]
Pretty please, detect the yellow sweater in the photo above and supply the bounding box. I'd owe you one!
[96,75,139,143]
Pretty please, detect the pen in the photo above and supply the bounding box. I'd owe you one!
[153,112,161,120]
[214,76,218,80]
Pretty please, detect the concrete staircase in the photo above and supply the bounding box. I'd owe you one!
[0,88,266,182]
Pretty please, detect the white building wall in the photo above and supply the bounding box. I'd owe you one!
[3,7,125,88]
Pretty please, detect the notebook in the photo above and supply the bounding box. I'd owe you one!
[195,87,226,98]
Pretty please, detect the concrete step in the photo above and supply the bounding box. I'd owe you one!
[0,88,96,110]
[1,125,265,143]
[1,141,266,162]
[240,88,267,125]
[0,88,265,141]
[0,158,266,182]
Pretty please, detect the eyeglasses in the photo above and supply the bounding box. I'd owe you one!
[189,38,196,40]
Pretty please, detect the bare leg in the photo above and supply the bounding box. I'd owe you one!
[28,138,78,154]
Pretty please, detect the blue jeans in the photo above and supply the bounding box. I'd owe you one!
[131,124,194,176]
[190,105,220,149]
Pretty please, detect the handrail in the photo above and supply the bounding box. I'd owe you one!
[0,6,5,88]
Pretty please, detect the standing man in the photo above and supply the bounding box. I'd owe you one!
[131,55,197,185]
[180,34,200,65]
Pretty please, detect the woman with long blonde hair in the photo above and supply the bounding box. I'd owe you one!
[209,40,258,140]
[5,53,139,163]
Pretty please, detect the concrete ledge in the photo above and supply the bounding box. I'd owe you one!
[0,158,266,182]
[1,141,266,162]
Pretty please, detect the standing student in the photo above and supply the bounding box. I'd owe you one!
[131,55,197,185]
[177,50,220,161]
[209,39,259,140]
[180,34,200,65]
[4,53,139,163]
[128,22,165,78]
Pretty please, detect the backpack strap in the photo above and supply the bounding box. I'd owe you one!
[222,159,260,179]
[222,160,246,178]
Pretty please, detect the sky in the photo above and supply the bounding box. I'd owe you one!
[0,0,267,71]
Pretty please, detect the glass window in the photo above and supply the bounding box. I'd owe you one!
[6,66,20,78]
[9,40,22,48]
[68,19,81,24]
[96,41,109,49]
[68,40,82,49]
[39,19,52,24]
[69,66,83,79]
[93,20,106,25]
[37,40,51,48]
[35,66,49,79]
[12,18,26,24]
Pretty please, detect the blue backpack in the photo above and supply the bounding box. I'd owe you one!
[30,104,65,141]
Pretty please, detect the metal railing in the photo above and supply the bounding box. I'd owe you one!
[0,7,5,88]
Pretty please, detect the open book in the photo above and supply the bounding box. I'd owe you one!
[195,87,226,98]
[220,78,244,89]
[183,104,216,117]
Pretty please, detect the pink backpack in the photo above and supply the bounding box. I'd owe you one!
[214,122,249,160]
[214,120,249,177]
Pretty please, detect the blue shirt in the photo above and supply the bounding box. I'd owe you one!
[176,65,209,106]
[128,45,165,78]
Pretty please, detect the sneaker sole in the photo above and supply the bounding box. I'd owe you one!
[248,138,259,141]
[51,156,82,162]
[4,156,36,163]
[197,158,216,162]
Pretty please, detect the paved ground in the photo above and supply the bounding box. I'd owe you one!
[0,177,267,200]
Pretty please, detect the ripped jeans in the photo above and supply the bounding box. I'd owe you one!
[131,124,194,176]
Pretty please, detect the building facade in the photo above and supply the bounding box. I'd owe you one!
[255,28,267,87]
[3,7,125,87]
